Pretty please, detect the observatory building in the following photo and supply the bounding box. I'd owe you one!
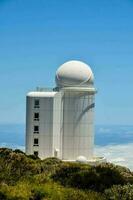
[26,60,99,162]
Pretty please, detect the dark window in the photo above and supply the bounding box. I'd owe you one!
[34,99,40,108]
[34,126,39,133]
[34,138,39,146]
[34,151,38,157]
[34,113,39,121]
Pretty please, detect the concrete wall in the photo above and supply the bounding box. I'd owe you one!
[52,91,64,158]
[26,94,55,159]
[62,90,95,160]
[26,88,95,161]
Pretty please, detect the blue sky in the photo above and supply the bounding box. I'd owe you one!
[0,0,133,125]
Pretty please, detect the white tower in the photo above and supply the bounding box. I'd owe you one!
[26,60,97,161]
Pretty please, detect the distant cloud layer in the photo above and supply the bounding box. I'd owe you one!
[0,141,133,171]
[0,123,132,176]
[0,143,25,152]
[95,143,133,170]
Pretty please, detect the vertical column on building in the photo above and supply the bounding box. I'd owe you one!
[53,91,64,159]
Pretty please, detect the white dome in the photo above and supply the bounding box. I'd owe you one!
[76,156,87,163]
[55,60,94,87]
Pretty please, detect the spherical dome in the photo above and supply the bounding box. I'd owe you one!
[55,60,94,87]
[76,156,87,163]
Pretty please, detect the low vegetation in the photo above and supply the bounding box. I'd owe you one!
[0,148,133,199]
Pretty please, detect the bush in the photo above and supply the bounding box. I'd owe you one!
[14,149,25,154]
[27,154,40,160]
[0,148,133,199]
[52,162,131,192]
[64,188,105,200]
[42,157,62,165]
[0,182,30,200]
[0,149,42,184]
[30,187,47,200]
[0,148,13,158]
[52,162,85,186]
[104,184,133,200]
[0,191,7,200]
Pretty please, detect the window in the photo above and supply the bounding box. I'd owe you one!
[34,151,38,157]
[34,112,39,121]
[34,99,40,108]
[34,125,39,134]
[34,138,39,146]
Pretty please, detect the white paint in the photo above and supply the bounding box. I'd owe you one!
[27,91,57,97]
[76,156,88,163]
[56,60,94,87]
[26,60,97,161]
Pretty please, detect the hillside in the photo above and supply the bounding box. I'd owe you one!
[0,148,133,200]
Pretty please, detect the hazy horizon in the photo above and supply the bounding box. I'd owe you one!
[0,124,132,169]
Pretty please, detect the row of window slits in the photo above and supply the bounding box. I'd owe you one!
[33,139,39,156]
[33,100,40,156]
[34,99,40,108]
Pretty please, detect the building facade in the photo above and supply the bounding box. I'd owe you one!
[26,60,96,161]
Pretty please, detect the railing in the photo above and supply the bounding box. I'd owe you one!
[36,87,54,92]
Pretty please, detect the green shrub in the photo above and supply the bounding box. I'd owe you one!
[14,149,25,155]
[52,162,131,192]
[104,184,133,200]
[96,163,133,184]
[0,148,133,199]
[0,148,13,158]
[0,191,7,200]
[64,188,105,200]
[27,154,40,160]
[52,162,86,185]
[0,182,30,200]
[42,157,62,165]
[0,149,42,184]
[30,187,47,200]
